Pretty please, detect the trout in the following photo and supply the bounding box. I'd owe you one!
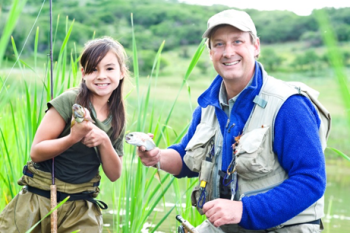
[125,132,161,184]
[71,103,95,128]
[71,104,101,163]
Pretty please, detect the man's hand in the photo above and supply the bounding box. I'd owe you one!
[137,146,161,167]
[202,199,243,227]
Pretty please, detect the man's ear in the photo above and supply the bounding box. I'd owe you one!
[209,50,213,61]
[254,38,261,57]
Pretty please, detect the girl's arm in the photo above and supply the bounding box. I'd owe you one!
[81,125,122,182]
[30,107,93,162]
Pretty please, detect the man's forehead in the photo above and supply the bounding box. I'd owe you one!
[210,26,249,39]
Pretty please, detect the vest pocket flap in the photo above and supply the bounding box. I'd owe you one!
[184,123,216,172]
[185,123,216,151]
[238,126,269,154]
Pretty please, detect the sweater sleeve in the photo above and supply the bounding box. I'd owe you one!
[168,106,202,178]
[239,95,326,229]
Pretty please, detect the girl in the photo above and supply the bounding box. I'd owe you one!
[0,36,128,232]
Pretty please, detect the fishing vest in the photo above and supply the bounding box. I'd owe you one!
[185,73,331,230]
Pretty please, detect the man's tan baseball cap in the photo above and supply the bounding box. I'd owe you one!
[202,9,257,38]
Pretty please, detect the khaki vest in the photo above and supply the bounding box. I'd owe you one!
[185,73,331,229]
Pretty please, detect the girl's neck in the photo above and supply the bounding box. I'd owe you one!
[91,97,110,122]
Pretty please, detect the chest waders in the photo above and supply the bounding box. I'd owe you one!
[18,161,108,210]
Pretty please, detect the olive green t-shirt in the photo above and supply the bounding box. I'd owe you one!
[36,89,124,184]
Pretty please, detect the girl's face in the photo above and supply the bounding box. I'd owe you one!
[81,51,123,102]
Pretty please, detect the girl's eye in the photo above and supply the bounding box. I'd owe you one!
[107,67,114,71]
[92,68,97,72]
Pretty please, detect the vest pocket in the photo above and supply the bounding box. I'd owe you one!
[235,126,274,179]
[184,123,216,172]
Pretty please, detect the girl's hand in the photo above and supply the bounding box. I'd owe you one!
[70,107,94,143]
[81,124,109,148]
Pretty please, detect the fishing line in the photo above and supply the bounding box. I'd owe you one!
[0,0,47,96]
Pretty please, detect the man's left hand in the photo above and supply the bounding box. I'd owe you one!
[202,199,243,227]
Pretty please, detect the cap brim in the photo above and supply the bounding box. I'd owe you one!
[202,23,251,38]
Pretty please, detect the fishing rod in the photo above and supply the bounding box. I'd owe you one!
[48,0,57,232]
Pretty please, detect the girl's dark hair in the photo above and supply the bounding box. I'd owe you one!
[77,36,129,140]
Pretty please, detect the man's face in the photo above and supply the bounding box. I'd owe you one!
[209,25,260,84]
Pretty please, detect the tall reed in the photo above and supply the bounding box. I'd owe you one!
[314,9,350,161]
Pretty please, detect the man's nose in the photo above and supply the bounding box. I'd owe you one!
[223,44,235,57]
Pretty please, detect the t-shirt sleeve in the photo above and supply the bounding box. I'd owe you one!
[113,126,125,157]
[47,89,78,123]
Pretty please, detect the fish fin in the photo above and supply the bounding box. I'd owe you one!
[155,169,161,184]
[71,119,76,128]
[84,117,95,124]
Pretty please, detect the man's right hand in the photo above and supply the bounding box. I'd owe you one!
[137,146,161,167]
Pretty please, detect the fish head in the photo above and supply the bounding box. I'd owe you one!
[125,132,143,147]
[72,103,85,122]
[125,132,156,150]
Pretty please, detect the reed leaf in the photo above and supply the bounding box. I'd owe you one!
[327,147,350,162]
[0,0,27,64]
[34,27,39,70]
[155,39,206,145]
[0,128,15,198]
[25,196,70,233]
[315,9,350,125]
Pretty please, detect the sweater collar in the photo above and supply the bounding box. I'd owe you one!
[198,61,262,108]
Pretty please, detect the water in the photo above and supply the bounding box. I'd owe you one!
[102,159,350,232]
[323,160,350,232]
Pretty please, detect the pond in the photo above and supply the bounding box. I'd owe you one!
[102,159,350,233]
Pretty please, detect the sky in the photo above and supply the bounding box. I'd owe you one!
[179,0,350,16]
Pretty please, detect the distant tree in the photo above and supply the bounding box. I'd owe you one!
[196,59,211,75]
[300,31,323,47]
[129,49,169,75]
[334,24,350,41]
[259,48,284,71]
[292,50,321,71]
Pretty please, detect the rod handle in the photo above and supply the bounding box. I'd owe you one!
[50,185,58,233]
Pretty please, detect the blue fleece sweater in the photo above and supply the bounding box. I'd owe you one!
[169,62,326,230]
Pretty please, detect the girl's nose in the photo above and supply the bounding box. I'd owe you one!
[98,71,107,79]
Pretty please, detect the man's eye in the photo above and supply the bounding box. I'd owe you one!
[215,42,223,47]
[234,40,242,44]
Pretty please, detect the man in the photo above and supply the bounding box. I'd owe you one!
[137,9,328,233]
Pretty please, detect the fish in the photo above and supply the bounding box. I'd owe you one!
[125,132,161,184]
[71,103,95,128]
[71,104,101,163]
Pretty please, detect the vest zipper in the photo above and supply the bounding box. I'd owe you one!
[239,181,283,200]
[228,123,235,133]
